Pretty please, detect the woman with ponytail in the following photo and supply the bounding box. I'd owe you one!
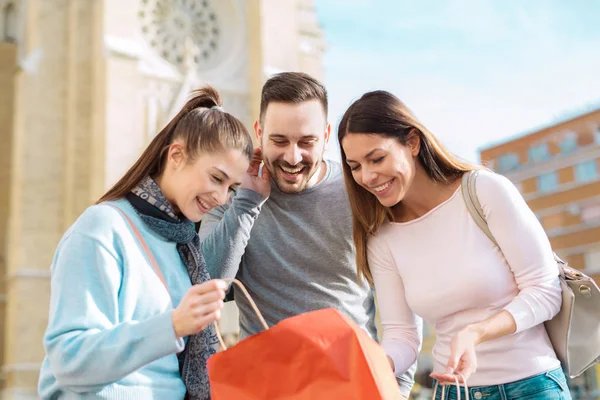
[38,87,254,399]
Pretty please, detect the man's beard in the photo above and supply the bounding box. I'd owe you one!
[265,158,323,194]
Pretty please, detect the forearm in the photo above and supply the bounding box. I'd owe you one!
[384,338,419,376]
[386,356,413,399]
[46,310,183,391]
[200,188,265,278]
[465,309,517,345]
[369,236,420,396]
[502,278,562,332]
[396,357,417,398]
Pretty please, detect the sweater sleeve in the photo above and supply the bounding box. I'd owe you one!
[199,188,265,279]
[476,171,562,333]
[368,234,422,377]
[43,231,184,393]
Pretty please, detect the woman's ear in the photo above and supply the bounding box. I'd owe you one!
[167,142,186,170]
[406,129,421,157]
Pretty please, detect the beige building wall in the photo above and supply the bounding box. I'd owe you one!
[1,0,325,398]
[1,1,103,398]
[0,41,17,396]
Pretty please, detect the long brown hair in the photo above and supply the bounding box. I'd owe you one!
[337,90,480,286]
[98,86,253,203]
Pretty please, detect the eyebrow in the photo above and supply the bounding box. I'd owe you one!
[269,134,319,140]
[215,168,242,186]
[346,148,381,163]
[215,168,230,180]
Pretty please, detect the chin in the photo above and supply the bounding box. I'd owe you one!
[273,177,302,194]
[277,181,305,194]
[372,193,402,208]
[379,199,397,208]
[182,209,203,223]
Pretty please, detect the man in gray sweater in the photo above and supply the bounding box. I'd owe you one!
[199,72,416,397]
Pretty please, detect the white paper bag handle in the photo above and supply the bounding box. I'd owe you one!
[431,373,469,400]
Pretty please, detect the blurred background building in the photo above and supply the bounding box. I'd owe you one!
[0,0,325,398]
[480,108,600,399]
[412,108,600,400]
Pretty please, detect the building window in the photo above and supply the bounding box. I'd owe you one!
[2,2,16,43]
[559,134,577,154]
[574,160,598,183]
[581,205,600,223]
[529,143,549,163]
[537,172,558,193]
[497,153,519,172]
[484,159,496,170]
[566,203,581,216]
[139,0,222,71]
[595,126,600,144]
[584,248,600,275]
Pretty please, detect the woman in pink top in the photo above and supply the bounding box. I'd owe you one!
[338,90,571,400]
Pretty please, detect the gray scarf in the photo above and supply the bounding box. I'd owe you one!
[128,176,218,400]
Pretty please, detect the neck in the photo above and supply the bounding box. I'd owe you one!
[391,167,459,222]
[152,174,182,216]
[305,160,328,189]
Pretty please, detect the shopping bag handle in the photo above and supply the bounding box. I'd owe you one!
[213,278,269,350]
[104,204,265,351]
[432,374,469,400]
[104,203,171,298]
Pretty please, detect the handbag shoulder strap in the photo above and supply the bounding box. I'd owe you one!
[461,170,498,247]
[460,171,568,277]
[104,203,170,293]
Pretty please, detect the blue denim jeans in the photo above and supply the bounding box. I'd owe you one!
[433,368,572,400]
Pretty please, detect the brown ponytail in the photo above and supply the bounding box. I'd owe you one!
[97,86,253,203]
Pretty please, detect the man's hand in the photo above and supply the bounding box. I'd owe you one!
[240,147,271,200]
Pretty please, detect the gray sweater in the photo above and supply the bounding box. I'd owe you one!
[199,160,416,396]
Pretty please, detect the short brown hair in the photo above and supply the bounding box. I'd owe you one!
[98,86,253,203]
[259,72,328,122]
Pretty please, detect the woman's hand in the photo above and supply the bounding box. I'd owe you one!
[172,279,227,338]
[430,326,481,384]
[431,311,516,384]
[240,147,271,200]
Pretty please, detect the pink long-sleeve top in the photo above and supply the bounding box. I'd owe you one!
[368,170,562,387]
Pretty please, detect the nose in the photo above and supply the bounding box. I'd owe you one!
[213,186,230,207]
[361,167,378,186]
[283,144,303,166]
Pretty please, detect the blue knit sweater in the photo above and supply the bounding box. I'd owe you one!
[38,199,191,399]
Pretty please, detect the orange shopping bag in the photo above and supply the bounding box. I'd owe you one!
[208,280,402,400]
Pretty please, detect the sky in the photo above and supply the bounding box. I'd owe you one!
[314,0,600,163]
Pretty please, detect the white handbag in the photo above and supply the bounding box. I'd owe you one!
[461,170,600,378]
